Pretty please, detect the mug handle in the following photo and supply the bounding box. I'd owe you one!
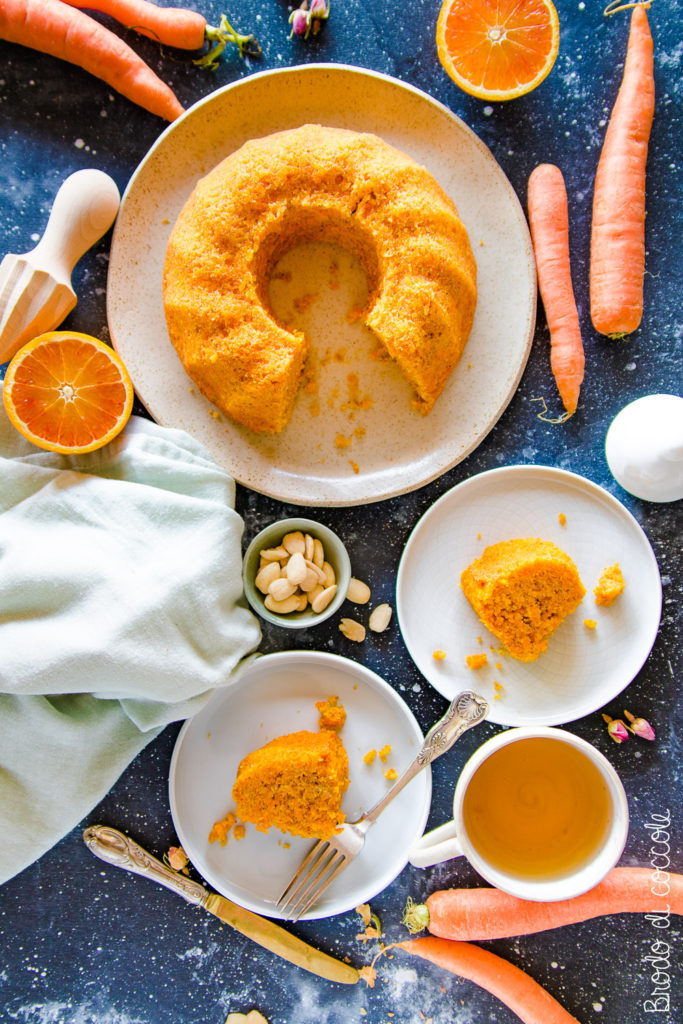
[408,820,465,869]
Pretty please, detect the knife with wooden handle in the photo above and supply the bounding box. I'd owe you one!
[83,825,359,985]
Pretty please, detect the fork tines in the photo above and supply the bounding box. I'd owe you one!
[276,838,348,921]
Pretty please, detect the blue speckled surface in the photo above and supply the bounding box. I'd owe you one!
[0,1,681,1022]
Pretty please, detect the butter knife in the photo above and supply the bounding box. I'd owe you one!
[83,825,358,985]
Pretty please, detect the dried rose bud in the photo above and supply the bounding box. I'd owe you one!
[288,8,309,37]
[602,713,629,743]
[166,845,189,871]
[624,709,655,741]
[310,0,329,19]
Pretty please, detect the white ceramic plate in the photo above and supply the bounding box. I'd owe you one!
[396,466,662,726]
[168,651,430,920]
[107,64,536,506]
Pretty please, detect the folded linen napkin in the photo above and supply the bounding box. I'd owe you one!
[0,408,261,885]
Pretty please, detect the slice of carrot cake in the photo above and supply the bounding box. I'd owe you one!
[461,538,585,661]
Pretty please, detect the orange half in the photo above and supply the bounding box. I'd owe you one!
[436,0,560,101]
[3,331,134,454]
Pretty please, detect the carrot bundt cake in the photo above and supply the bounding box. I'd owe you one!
[461,538,586,662]
[163,124,477,433]
[232,708,349,840]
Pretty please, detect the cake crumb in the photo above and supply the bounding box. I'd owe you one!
[363,749,377,765]
[584,618,597,629]
[466,653,488,670]
[594,564,625,607]
[558,512,567,526]
[209,812,237,846]
[384,767,397,781]
[316,695,347,731]
[378,744,391,763]
[432,649,447,660]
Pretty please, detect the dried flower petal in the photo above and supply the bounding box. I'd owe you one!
[355,903,372,926]
[359,965,376,988]
[602,713,629,743]
[624,709,655,741]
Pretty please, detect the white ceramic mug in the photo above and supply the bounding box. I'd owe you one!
[408,726,629,901]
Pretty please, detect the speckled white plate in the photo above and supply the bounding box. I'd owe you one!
[396,466,662,726]
[107,65,536,506]
[168,651,430,920]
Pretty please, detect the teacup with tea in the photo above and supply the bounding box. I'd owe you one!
[409,726,628,901]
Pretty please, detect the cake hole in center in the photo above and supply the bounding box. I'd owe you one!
[268,240,383,423]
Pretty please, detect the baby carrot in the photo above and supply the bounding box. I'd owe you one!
[527,163,584,418]
[405,867,683,941]
[60,0,261,64]
[590,2,655,337]
[61,0,207,49]
[397,938,581,1024]
[0,0,185,121]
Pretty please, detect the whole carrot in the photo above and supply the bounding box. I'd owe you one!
[590,2,655,337]
[0,0,185,121]
[397,938,581,1024]
[404,867,683,941]
[527,162,584,417]
[60,1,261,65]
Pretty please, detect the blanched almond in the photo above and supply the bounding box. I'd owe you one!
[255,561,281,594]
[268,577,297,602]
[282,531,305,555]
[304,558,326,582]
[260,545,288,562]
[286,551,307,585]
[369,603,392,632]
[312,538,325,568]
[312,584,337,613]
[304,533,315,561]
[299,568,321,593]
[322,561,336,587]
[339,617,366,642]
[346,577,371,604]
[264,593,300,614]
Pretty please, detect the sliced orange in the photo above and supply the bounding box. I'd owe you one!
[436,0,560,101]
[3,331,134,454]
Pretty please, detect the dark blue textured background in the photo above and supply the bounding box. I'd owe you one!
[0,2,680,1022]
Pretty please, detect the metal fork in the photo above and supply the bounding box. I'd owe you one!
[276,690,489,921]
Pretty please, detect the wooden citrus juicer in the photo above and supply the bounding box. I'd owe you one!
[0,168,120,363]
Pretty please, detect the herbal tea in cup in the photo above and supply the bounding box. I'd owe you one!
[409,726,629,901]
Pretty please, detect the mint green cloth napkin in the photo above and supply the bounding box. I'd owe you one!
[0,409,261,885]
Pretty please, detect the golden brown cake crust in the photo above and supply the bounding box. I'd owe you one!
[163,124,477,433]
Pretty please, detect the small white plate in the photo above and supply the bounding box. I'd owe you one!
[107,64,535,506]
[396,466,662,726]
[168,651,430,920]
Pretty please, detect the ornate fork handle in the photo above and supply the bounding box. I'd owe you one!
[83,824,209,907]
[417,690,489,766]
[358,690,488,830]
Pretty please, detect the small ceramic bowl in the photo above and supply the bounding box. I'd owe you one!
[242,517,351,629]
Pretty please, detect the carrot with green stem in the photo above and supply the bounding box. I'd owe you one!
[60,0,260,66]
[396,938,581,1024]
[0,0,185,120]
[527,162,584,419]
[403,866,683,941]
[590,1,655,337]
